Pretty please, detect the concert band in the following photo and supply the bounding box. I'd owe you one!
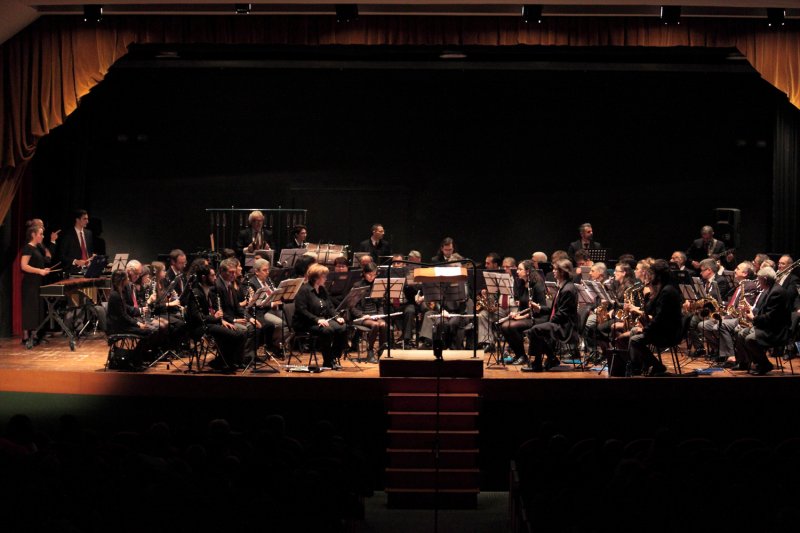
[19,215,800,377]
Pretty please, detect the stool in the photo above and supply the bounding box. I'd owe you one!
[106,334,142,371]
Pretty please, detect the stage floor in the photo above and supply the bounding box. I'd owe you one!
[0,333,795,398]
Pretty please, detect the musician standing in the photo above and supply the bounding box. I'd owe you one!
[686,226,725,271]
[20,225,51,348]
[236,210,272,259]
[58,209,93,274]
[358,223,391,260]
[626,260,684,376]
[567,223,602,263]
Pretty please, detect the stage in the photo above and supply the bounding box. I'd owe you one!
[2,333,799,492]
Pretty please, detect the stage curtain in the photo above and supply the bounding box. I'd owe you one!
[1,14,799,228]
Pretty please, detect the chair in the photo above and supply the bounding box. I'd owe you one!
[187,333,221,371]
[766,344,794,375]
[105,334,142,371]
[282,306,318,367]
[654,314,692,375]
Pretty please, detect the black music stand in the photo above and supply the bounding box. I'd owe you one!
[242,285,284,374]
[586,249,608,263]
[262,277,303,368]
[371,277,405,360]
[421,282,468,360]
[148,275,189,370]
[278,248,306,270]
[483,271,514,368]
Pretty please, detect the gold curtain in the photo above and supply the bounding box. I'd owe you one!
[1,15,799,224]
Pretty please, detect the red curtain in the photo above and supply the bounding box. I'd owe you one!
[1,15,799,333]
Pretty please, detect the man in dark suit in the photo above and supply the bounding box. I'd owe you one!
[166,249,187,298]
[686,257,731,357]
[58,209,94,274]
[735,266,791,374]
[776,255,800,356]
[628,259,684,376]
[236,210,272,263]
[567,223,603,263]
[524,259,580,372]
[284,224,308,249]
[358,223,391,261]
[686,225,726,271]
[215,258,257,365]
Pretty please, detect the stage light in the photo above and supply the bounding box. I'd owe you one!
[83,5,102,23]
[521,5,543,24]
[767,8,786,28]
[335,4,359,23]
[234,3,251,15]
[660,6,681,25]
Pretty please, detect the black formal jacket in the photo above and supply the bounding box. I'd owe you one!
[122,284,143,318]
[293,283,336,332]
[166,268,186,298]
[237,227,272,250]
[707,274,731,304]
[642,284,684,347]
[567,240,603,261]
[537,280,579,342]
[780,273,800,311]
[752,283,791,346]
[514,278,548,311]
[107,290,141,334]
[359,238,391,260]
[186,286,222,333]
[686,238,726,264]
[58,227,93,274]
[215,279,246,322]
[283,239,308,250]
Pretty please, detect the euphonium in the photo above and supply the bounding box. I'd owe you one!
[476,293,499,314]
[690,296,722,321]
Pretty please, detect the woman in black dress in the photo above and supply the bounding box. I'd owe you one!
[20,225,51,348]
[350,262,388,363]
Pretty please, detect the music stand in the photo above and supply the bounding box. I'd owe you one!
[586,249,608,263]
[278,248,306,269]
[372,277,405,359]
[483,271,514,368]
[266,277,305,368]
[421,282,468,360]
[111,253,129,272]
[575,283,597,307]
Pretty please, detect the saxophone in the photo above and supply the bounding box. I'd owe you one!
[476,293,499,314]
[690,297,722,320]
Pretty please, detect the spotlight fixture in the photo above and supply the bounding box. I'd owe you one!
[521,5,543,24]
[234,4,251,15]
[335,4,358,23]
[767,8,786,28]
[660,6,681,25]
[83,5,102,23]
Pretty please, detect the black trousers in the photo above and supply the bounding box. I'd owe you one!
[308,321,348,366]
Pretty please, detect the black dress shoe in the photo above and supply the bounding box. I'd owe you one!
[688,348,706,357]
[731,362,749,371]
[648,363,668,376]
[521,364,543,373]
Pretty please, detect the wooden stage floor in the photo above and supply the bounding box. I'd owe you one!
[0,332,796,399]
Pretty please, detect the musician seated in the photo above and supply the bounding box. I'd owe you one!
[185,266,246,372]
[247,258,284,353]
[149,261,187,333]
[351,263,388,363]
[477,255,513,351]
[418,292,469,350]
[293,264,348,369]
[669,251,695,276]
[123,260,147,319]
[582,262,612,352]
[626,260,684,376]
[500,260,546,365]
[285,224,308,249]
[572,250,593,283]
[431,237,464,264]
[592,263,636,355]
[215,258,259,367]
[545,251,569,282]
[686,258,730,357]
[707,262,755,366]
[732,266,791,374]
[524,259,579,372]
[106,270,159,370]
[166,249,187,297]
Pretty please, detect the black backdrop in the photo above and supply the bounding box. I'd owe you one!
[31,48,781,264]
